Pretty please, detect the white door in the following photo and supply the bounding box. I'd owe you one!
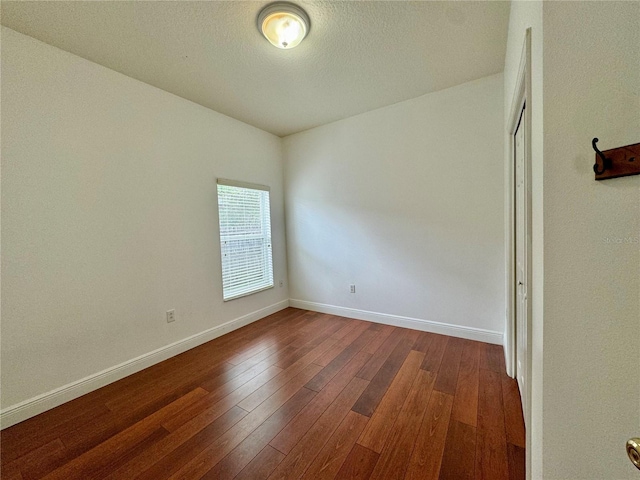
[514,103,528,418]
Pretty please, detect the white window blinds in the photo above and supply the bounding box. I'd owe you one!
[217,179,274,301]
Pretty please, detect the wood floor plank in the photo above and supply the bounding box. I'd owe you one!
[236,333,342,412]
[502,376,526,448]
[161,365,282,432]
[451,340,481,427]
[269,350,372,455]
[313,341,351,368]
[59,412,119,460]
[303,411,369,480]
[231,343,295,375]
[103,405,248,479]
[172,314,316,389]
[335,444,380,480]
[507,443,525,480]
[362,325,395,355]
[1,403,112,466]
[57,346,210,418]
[234,445,285,480]
[106,327,281,408]
[132,406,248,480]
[5,438,67,480]
[198,359,278,404]
[166,363,323,480]
[421,333,449,372]
[104,361,231,413]
[405,390,454,480]
[222,310,312,365]
[266,377,369,480]
[412,330,435,353]
[0,310,286,458]
[351,332,417,417]
[1,462,24,480]
[224,312,315,367]
[330,319,362,341]
[438,420,477,480]
[234,316,309,355]
[480,343,505,373]
[434,337,465,395]
[85,427,170,480]
[357,350,426,452]
[41,388,207,480]
[369,369,436,480]
[2,311,525,480]
[99,309,298,406]
[475,369,509,480]
[305,326,379,392]
[1,314,296,464]
[110,383,212,432]
[355,328,404,381]
[314,321,371,367]
[145,318,292,398]
[229,340,295,372]
[199,387,316,480]
[274,319,345,369]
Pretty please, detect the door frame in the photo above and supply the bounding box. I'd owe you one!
[505,28,532,433]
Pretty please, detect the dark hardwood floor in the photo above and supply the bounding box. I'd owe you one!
[0,308,525,480]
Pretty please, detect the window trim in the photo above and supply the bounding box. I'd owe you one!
[217,178,270,192]
[216,178,274,302]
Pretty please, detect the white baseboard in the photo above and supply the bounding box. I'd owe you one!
[289,299,503,345]
[0,299,289,429]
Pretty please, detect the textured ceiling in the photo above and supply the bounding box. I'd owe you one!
[1,1,510,137]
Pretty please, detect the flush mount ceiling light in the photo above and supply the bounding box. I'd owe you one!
[258,2,310,49]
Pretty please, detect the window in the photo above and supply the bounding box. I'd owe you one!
[217,179,274,301]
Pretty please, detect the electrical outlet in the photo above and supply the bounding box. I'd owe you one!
[166,309,175,323]
[350,284,356,293]
[279,280,284,288]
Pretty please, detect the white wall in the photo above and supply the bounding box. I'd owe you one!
[1,28,289,418]
[283,74,505,342]
[542,2,639,478]
[503,2,544,478]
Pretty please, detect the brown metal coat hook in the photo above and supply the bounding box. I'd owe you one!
[592,138,612,175]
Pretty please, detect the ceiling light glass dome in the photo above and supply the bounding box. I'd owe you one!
[258,2,310,49]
